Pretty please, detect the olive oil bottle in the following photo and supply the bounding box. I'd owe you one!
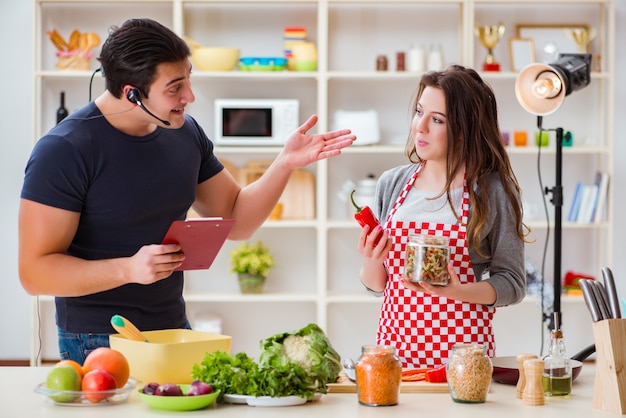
[542,314,572,396]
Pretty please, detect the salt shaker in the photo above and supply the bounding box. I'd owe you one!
[522,359,545,406]
[516,353,538,399]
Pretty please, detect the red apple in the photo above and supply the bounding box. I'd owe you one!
[81,369,116,403]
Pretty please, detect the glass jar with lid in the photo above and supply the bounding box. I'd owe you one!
[447,344,493,403]
[404,234,450,285]
[355,345,402,406]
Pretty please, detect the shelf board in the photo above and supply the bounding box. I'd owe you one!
[36,69,611,81]
[506,145,609,155]
[183,291,318,303]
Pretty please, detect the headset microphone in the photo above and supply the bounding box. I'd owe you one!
[126,89,171,126]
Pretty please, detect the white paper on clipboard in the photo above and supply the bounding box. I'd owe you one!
[161,218,236,271]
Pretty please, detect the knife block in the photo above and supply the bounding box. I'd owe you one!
[592,319,626,414]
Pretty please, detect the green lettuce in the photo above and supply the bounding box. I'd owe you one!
[191,323,342,401]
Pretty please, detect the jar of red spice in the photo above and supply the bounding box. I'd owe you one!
[355,345,402,406]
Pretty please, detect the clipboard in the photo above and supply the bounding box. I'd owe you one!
[161,218,236,271]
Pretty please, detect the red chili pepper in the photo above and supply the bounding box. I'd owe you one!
[425,364,447,383]
[350,190,380,230]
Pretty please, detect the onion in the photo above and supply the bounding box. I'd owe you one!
[187,380,214,396]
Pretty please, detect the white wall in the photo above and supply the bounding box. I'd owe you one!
[0,1,36,359]
[0,1,624,360]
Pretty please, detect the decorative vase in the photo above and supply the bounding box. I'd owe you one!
[238,273,266,294]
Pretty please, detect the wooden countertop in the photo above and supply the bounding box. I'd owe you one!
[0,364,620,417]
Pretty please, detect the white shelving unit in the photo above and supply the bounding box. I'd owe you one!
[32,0,614,365]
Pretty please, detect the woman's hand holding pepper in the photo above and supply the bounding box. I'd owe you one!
[357,224,392,293]
[357,224,391,261]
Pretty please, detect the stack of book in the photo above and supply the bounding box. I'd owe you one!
[567,171,610,224]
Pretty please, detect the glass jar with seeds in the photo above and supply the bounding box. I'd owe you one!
[404,234,450,285]
[355,345,402,406]
[447,343,493,403]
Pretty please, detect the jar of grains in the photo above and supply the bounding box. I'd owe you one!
[355,345,402,406]
[447,344,493,403]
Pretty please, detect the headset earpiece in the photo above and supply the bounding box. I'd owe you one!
[127,89,141,104]
[125,87,171,126]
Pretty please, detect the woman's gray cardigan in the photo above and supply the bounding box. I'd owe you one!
[373,164,526,307]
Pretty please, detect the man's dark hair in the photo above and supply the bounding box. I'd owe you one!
[98,18,190,99]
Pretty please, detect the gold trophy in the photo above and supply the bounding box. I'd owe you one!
[568,27,596,53]
[475,23,505,72]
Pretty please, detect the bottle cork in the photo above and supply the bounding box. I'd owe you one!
[522,358,545,406]
[516,353,538,399]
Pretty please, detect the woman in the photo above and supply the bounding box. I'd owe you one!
[357,65,528,368]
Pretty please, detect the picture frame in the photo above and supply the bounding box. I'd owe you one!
[515,23,590,63]
[509,38,535,72]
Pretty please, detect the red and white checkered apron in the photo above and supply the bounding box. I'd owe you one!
[377,165,495,368]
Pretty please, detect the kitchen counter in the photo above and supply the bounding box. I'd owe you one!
[0,364,620,417]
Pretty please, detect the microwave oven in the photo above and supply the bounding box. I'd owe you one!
[214,98,299,146]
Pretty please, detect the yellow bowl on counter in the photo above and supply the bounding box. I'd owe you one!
[191,47,240,71]
[109,329,232,383]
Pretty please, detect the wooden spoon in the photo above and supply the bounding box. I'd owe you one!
[110,314,150,342]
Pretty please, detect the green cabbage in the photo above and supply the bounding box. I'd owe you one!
[258,323,342,394]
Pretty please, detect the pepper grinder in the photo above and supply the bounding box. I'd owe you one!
[522,359,545,406]
[516,353,538,399]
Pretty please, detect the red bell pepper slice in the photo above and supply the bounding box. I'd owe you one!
[425,364,447,383]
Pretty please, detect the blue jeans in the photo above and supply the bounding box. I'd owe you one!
[57,328,111,365]
[58,321,192,365]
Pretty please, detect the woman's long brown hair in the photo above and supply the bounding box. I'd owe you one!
[404,65,530,254]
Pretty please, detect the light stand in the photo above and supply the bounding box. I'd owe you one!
[514,53,592,332]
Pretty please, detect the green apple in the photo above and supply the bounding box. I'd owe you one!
[46,365,81,403]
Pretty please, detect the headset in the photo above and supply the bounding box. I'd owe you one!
[126,88,171,126]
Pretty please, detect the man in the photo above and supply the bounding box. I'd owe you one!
[19,18,355,363]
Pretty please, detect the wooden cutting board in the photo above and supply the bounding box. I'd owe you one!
[241,160,315,220]
[327,372,449,394]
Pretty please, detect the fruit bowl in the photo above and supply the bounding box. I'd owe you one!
[34,380,136,406]
[138,386,220,411]
[109,329,232,383]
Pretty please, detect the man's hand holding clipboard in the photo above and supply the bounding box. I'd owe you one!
[161,218,236,271]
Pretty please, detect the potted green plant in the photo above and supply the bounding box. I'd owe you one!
[229,241,275,294]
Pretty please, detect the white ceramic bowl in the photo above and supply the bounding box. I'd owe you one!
[191,47,240,71]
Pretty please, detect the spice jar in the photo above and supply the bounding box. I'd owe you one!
[447,344,493,403]
[355,345,401,406]
[376,55,388,71]
[396,51,406,71]
[404,234,450,285]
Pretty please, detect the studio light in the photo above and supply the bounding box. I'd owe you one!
[515,53,592,116]
[514,53,592,333]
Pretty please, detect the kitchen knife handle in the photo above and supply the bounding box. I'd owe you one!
[590,280,612,320]
[580,279,601,322]
[602,267,622,319]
